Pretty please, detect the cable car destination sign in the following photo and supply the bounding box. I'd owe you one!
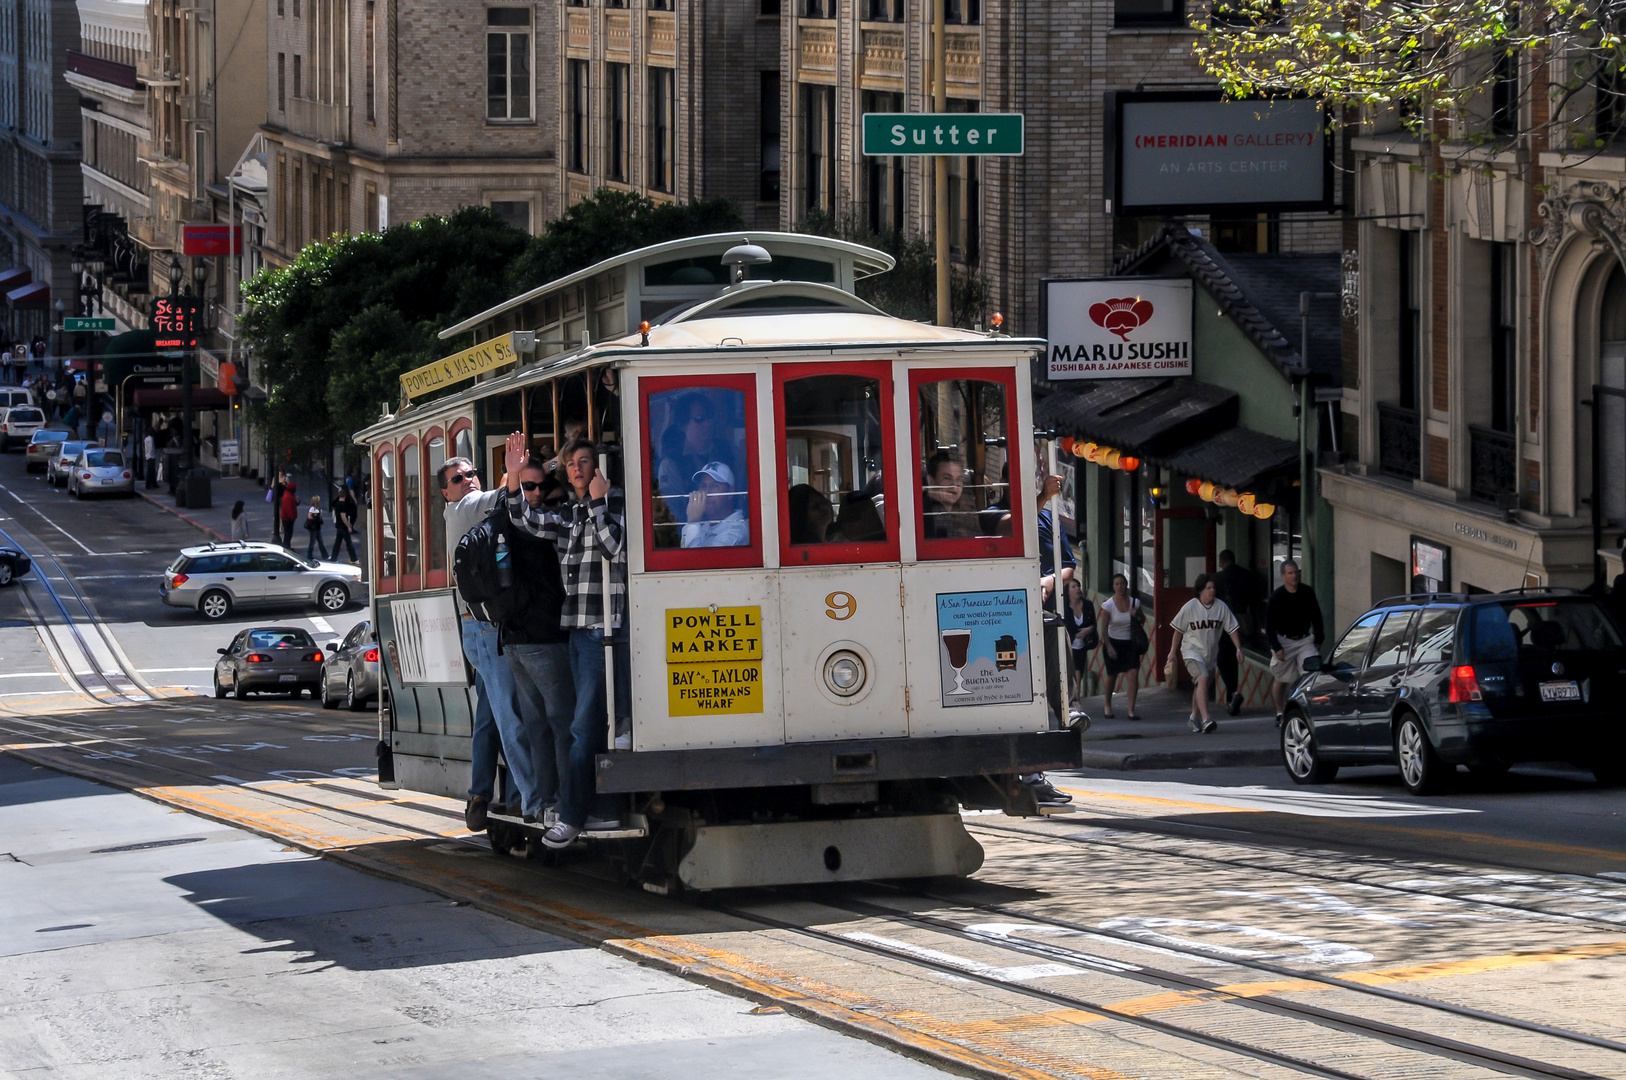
[399,331,529,400]
[862,113,1024,156]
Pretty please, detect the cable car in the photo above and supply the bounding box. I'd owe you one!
[356,232,1082,892]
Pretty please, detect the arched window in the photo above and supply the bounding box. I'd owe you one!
[375,444,396,591]
[425,428,447,586]
[399,436,421,589]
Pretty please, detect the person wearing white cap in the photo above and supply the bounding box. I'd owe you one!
[681,461,750,548]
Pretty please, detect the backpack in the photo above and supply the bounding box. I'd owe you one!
[453,505,529,625]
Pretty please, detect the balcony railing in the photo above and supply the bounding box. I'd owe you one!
[1469,424,1517,504]
[66,50,140,92]
[1377,402,1420,481]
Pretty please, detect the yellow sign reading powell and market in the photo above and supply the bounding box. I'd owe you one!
[665,606,763,716]
[400,332,521,400]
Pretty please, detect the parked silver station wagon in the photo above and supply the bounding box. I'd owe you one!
[161,541,364,620]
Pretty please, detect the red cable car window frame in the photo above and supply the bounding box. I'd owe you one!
[423,425,449,589]
[374,441,395,595]
[397,434,421,592]
[640,372,763,573]
[773,361,900,567]
[908,366,1025,562]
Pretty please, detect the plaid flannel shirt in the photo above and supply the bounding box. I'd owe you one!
[507,486,626,630]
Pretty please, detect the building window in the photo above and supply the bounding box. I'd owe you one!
[1399,230,1421,411]
[760,72,781,201]
[945,0,980,23]
[1115,0,1183,26]
[277,0,284,15]
[364,1,376,122]
[1490,48,1517,138]
[802,83,834,215]
[365,183,379,232]
[760,0,780,12]
[649,67,674,193]
[865,0,902,18]
[1490,242,1516,432]
[606,62,629,182]
[486,8,532,121]
[293,54,302,99]
[491,200,530,233]
[569,59,589,173]
[1599,62,1626,144]
[863,90,902,232]
[803,0,832,17]
[277,53,286,110]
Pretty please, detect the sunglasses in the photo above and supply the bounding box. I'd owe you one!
[445,471,475,486]
[520,480,547,491]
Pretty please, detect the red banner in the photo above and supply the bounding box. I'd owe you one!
[182,224,242,256]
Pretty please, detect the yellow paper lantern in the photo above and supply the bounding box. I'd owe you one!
[1253,502,1276,520]
[1081,441,1099,462]
[1198,481,1216,502]
[1238,492,1257,515]
[1104,449,1122,470]
[1072,438,1090,458]
[1217,488,1241,508]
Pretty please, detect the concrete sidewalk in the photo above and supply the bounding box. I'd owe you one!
[137,469,369,569]
[1072,681,1283,770]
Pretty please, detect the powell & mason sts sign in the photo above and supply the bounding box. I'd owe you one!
[1043,278,1194,380]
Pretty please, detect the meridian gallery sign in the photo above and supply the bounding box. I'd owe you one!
[1044,278,1193,380]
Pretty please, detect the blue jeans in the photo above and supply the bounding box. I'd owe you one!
[306,528,329,561]
[505,642,575,812]
[562,627,629,828]
[460,617,539,814]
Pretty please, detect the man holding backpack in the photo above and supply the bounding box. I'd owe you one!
[440,456,540,833]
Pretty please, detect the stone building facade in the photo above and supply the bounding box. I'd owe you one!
[0,0,84,340]
[260,0,559,265]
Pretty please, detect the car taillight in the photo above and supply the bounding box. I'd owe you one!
[81,472,91,480]
[171,573,189,587]
[122,471,131,479]
[1448,665,1483,703]
[306,651,323,662]
[246,653,272,663]
[363,647,379,662]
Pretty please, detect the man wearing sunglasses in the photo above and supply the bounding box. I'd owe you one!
[438,456,539,834]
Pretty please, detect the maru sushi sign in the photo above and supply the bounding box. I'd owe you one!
[1044,278,1193,380]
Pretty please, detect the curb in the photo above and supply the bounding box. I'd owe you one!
[136,489,228,542]
[1077,747,1281,770]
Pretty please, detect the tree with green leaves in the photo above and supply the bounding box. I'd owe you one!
[798,210,989,327]
[1194,0,1626,149]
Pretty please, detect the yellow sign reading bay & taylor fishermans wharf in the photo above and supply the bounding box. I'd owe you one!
[399,332,523,400]
[665,606,763,716]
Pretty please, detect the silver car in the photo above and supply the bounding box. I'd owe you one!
[161,541,365,621]
[50,441,98,486]
[66,447,132,498]
[25,428,73,473]
[320,619,380,711]
[214,626,325,700]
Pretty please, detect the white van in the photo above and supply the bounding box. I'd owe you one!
[0,388,33,410]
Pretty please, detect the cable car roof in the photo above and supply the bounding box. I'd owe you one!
[436,231,898,342]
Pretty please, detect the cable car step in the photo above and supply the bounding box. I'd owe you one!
[484,810,649,840]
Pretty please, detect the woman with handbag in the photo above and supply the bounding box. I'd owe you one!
[1097,572,1145,720]
[1063,577,1097,704]
[304,495,330,561]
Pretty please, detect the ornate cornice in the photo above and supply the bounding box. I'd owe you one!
[1531,180,1626,274]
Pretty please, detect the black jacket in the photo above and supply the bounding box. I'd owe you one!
[500,523,570,646]
[1265,584,1325,651]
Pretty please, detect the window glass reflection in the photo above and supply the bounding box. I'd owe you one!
[378,449,396,579]
[916,379,1008,540]
[649,386,750,549]
[783,374,888,546]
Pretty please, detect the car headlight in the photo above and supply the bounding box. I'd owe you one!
[823,650,866,698]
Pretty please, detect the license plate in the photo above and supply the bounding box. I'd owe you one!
[279,674,298,682]
[100,479,113,485]
[1540,680,1580,702]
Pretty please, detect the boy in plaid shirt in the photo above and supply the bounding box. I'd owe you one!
[503,431,628,848]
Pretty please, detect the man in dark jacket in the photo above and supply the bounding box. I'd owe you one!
[1214,549,1256,716]
[1265,559,1326,724]
[501,460,576,828]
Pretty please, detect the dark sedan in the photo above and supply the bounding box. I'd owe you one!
[320,619,380,711]
[214,626,325,700]
[1282,591,1626,793]
[0,546,30,587]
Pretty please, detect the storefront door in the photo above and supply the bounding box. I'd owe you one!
[1152,507,1214,682]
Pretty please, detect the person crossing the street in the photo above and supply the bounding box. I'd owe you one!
[1168,573,1244,734]
[1265,559,1325,727]
[331,484,360,563]
[304,496,329,561]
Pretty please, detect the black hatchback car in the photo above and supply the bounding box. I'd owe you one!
[1282,591,1626,793]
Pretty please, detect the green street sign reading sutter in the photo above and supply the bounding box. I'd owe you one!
[862,113,1024,156]
[63,317,115,332]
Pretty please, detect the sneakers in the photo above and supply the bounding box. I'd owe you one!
[1202,718,1218,734]
[585,814,623,831]
[1227,691,1244,716]
[463,796,489,832]
[1275,712,1285,729]
[540,823,581,849]
[612,732,632,751]
[1188,715,1202,733]
[542,807,560,829]
[1020,774,1072,805]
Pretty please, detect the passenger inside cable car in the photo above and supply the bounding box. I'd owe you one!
[922,451,981,539]
[782,372,889,545]
[650,386,748,550]
[681,462,749,548]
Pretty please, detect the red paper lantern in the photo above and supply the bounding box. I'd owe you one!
[1059,436,1075,455]
[1185,478,1202,495]
[1120,456,1140,472]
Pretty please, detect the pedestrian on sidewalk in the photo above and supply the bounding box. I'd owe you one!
[304,496,329,561]
[331,484,360,562]
[1213,549,1255,717]
[1064,577,1098,705]
[1265,559,1325,727]
[279,480,299,549]
[142,431,157,489]
[230,499,251,542]
[269,472,287,541]
[1168,574,1244,735]
[1098,573,1145,720]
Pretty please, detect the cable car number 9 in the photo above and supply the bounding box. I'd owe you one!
[824,592,856,620]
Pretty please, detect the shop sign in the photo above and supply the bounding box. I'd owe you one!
[1045,278,1193,379]
[182,224,242,256]
[399,332,524,400]
[388,595,464,684]
[1108,92,1332,215]
[936,590,1034,708]
[1411,536,1451,592]
[218,439,239,466]
[665,606,763,716]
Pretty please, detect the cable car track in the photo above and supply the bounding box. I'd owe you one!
[0,519,161,707]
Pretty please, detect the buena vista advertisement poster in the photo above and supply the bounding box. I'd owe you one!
[936,590,1034,708]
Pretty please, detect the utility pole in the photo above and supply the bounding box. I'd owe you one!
[933,0,949,327]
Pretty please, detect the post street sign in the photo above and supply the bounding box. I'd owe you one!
[63,317,115,332]
[862,113,1024,156]
[400,331,524,401]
